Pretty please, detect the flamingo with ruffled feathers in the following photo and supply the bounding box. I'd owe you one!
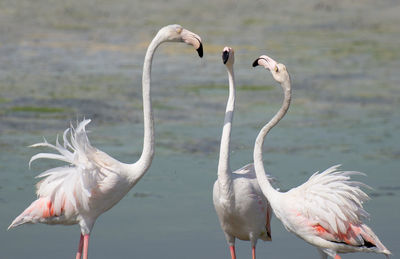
[213,47,272,259]
[8,24,203,259]
[252,54,390,258]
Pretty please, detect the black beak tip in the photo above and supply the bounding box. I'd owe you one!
[252,59,260,67]
[196,43,203,58]
[222,50,229,64]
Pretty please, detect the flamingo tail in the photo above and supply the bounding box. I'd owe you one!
[8,197,58,230]
[357,224,391,256]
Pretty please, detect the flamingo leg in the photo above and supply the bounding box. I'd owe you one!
[252,246,256,259]
[75,234,84,259]
[229,245,236,259]
[82,234,90,259]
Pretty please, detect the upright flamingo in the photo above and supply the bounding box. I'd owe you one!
[8,24,203,259]
[252,54,391,258]
[213,47,272,259]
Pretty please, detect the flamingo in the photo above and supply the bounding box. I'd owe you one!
[213,47,272,259]
[252,54,391,258]
[8,24,203,259]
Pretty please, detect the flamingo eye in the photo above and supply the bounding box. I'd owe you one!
[275,66,279,72]
[176,27,182,34]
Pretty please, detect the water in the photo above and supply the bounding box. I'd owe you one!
[1,0,399,258]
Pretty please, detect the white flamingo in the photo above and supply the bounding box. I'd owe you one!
[8,24,203,259]
[213,47,272,259]
[252,54,391,259]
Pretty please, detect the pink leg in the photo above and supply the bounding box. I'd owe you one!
[252,246,256,259]
[334,255,341,259]
[229,245,236,259]
[82,234,90,259]
[75,234,84,259]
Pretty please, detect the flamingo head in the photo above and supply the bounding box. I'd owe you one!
[159,24,203,57]
[222,46,234,66]
[252,55,289,84]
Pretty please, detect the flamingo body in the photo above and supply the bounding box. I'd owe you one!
[8,24,203,259]
[9,120,131,233]
[272,165,389,257]
[213,163,271,242]
[252,54,390,258]
[213,47,271,259]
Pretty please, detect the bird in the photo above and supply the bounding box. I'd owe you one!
[251,54,391,259]
[8,24,203,259]
[213,47,272,259]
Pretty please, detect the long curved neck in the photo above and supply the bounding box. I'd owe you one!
[253,79,291,203]
[217,65,235,199]
[128,34,164,182]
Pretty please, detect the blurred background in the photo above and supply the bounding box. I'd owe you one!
[0,0,399,258]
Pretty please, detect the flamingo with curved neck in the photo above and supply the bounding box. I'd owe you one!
[8,24,203,259]
[213,47,272,259]
[252,54,390,259]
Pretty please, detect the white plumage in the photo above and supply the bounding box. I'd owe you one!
[8,24,203,259]
[274,165,389,257]
[9,120,124,230]
[289,165,369,234]
[213,163,272,241]
[213,47,272,259]
[252,54,390,259]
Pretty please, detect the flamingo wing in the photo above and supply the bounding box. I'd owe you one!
[291,165,369,234]
[288,165,389,253]
[8,120,120,229]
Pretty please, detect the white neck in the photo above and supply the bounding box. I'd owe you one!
[126,33,163,182]
[253,79,291,205]
[217,65,235,201]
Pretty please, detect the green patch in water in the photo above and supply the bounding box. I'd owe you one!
[329,39,399,62]
[239,85,275,91]
[152,101,178,111]
[51,23,90,31]
[9,106,66,113]
[184,84,225,91]
[0,97,10,103]
[182,84,275,93]
[242,18,263,26]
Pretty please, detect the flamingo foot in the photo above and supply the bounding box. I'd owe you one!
[75,234,84,259]
[229,245,236,259]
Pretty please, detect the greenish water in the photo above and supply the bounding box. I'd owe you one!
[1,0,399,258]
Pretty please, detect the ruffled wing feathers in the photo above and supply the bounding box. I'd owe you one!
[235,163,276,183]
[293,165,371,235]
[29,119,116,212]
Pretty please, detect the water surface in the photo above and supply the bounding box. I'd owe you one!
[1,0,399,258]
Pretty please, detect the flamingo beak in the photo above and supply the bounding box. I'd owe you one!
[252,55,278,71]
[197,43,203,58]
[252,59,260,67]
[222,50,229,64]
[181,29,203,58]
